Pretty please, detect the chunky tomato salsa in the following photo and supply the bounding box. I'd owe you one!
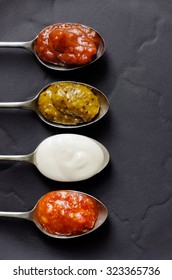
[36,190,98,235]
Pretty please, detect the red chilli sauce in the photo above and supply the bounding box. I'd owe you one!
[36,190,98,235]
[34,23,100,65]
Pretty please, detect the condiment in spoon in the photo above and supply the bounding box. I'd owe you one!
[0,190,108,238]
[0,23,105,70]
[0,81,109,128]
[0,134,110,182]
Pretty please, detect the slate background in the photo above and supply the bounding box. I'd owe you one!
[0,0,172,260]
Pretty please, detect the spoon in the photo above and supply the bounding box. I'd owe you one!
[0,23,105,71]
[0,190,108,238]
[0,134,110,182]
[0,81,109,129]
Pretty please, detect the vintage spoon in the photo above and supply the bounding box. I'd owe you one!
[0,23,105,71]
[0,190,108,238]
[0,134,110,182]
[0,81,109,129]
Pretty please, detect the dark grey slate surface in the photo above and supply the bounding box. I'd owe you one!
[0,0,172,259]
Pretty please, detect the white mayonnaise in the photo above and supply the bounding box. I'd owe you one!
[35,134,105,181]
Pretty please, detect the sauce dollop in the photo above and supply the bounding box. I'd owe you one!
[38,82,100,125]
[34,23,100,65]
[35,134,105,181]
[36,190,98,235]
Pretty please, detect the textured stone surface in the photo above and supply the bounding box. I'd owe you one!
[0,0,172,259]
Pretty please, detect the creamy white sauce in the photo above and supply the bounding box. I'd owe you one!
[35,134,105,181]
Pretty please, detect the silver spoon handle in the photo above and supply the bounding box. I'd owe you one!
[0,153,34,164]
[0,211,31,220]
[0,100,35,110]
[0,41,33,51]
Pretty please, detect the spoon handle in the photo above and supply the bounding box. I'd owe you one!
[0,153,34,164]
[0,100,35,110]
[0,41,33,51]
[0,211,31,220]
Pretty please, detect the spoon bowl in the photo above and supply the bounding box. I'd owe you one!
[0,190,108,239]
[0,81,109,129]
[0,134,110,182]
[0,23,105,71]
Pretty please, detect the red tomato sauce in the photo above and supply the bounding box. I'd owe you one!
[36,190,98,235]
[34,23,100,65]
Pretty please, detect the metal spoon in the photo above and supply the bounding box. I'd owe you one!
[0,23,105,71]
[0,81,109,129]
[0,134,110,182]
[0,190,108,238]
